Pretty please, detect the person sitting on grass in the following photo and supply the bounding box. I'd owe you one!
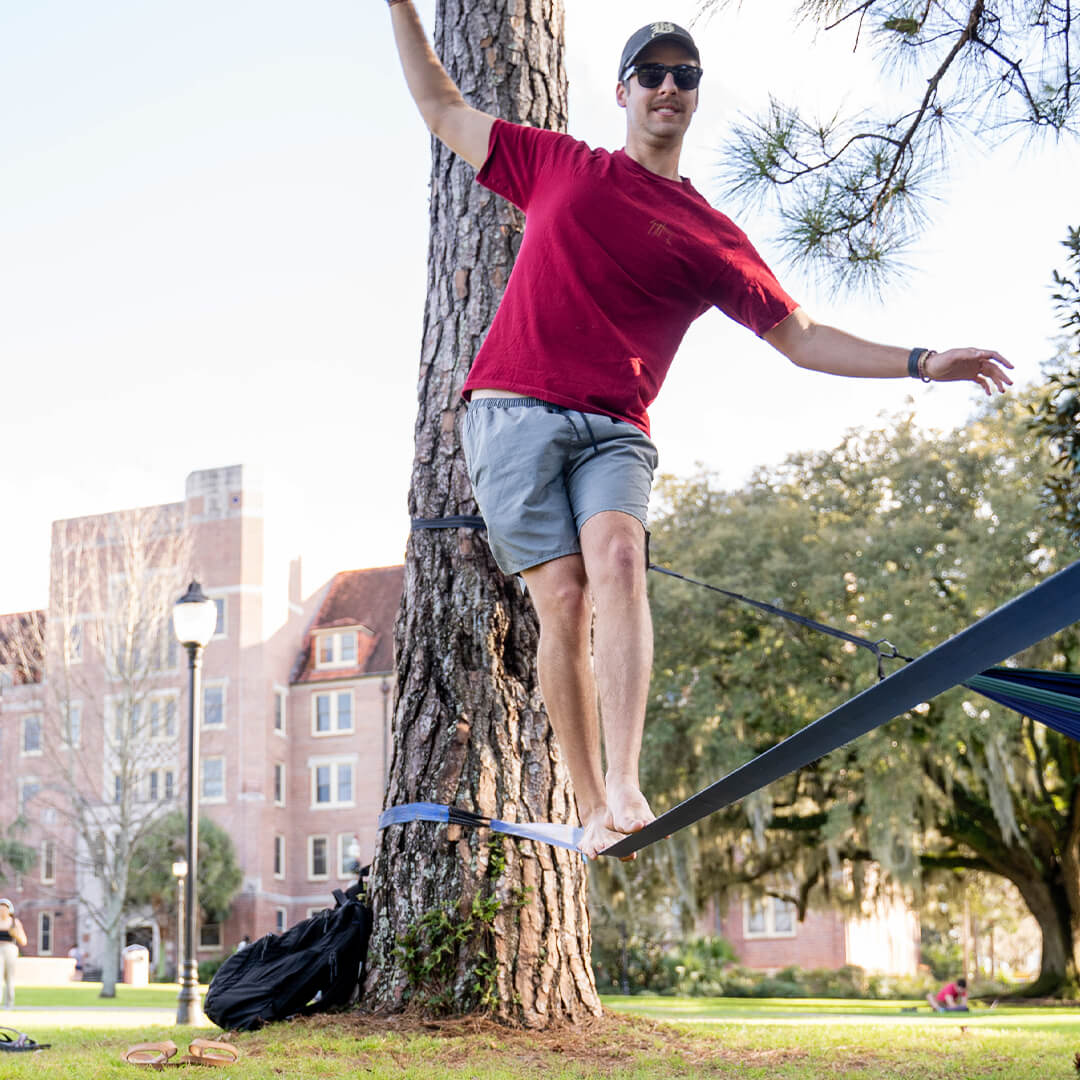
[926,977,968,1012]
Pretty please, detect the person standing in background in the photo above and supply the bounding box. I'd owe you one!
[0,899,28,1008]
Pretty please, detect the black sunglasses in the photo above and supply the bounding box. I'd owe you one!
[626,63,703,91]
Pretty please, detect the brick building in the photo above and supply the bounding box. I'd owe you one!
[0,465,402,976]
[703,891,920,974]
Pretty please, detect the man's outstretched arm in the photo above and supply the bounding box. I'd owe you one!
[764,307,1014,395]
[388,0,496,169]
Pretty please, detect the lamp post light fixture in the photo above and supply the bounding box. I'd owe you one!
[172,581,217,1026]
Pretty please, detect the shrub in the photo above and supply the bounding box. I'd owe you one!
[198,958,226,984]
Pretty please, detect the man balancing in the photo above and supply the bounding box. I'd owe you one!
[385,5,1014,859]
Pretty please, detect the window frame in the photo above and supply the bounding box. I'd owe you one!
[38,912,53,955]
[198,923,222,951]
[21,714,43,757]
[309,757,356,809]
[743,896,798,940]
[307,835,329,881]
[274,907,287,933]
[273,834,286,879]
[273,688,287,736]
[273,762,286,807]
[313,630,359,670]
[311,690,354,736]
[200,756,226,804]
[41,839,56,884]
[202,681,226,729]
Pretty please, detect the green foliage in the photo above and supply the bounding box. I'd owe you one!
[0,819,37,885]
[197,957,226,984]
[704,0,1079,287]
[623,393,1079,990]
[1028,226,1080,545]
[396,836,530,1015]
[125,811,243,925]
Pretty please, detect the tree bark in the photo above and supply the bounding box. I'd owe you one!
[364,0,600,1025]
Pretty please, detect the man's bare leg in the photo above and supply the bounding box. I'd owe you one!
[521,555,630,859]
[580,511,655,836]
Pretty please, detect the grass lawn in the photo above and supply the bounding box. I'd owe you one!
[13,982,186,1008]
[5,996,1080,1077]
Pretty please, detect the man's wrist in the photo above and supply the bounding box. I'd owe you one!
[907,346,935,383]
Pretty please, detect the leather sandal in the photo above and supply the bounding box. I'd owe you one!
[176,1039,240,1066]
[122,1041,179,1068]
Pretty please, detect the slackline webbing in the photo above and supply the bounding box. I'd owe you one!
[378,801,584,853]
[964,668,1080,742]
[409,514,907,678]
[602,558,1080,857]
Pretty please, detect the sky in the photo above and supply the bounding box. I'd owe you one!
[3,0,1077,616]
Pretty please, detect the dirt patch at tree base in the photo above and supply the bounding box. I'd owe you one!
[279,1010,812,1074]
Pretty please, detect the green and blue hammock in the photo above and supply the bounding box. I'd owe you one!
[381,558,1080,857]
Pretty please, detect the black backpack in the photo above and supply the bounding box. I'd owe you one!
[204,884,372,1031]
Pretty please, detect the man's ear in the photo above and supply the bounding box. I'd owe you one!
[615,80,628,109]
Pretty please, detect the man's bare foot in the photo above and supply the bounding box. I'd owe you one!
[606,780,654,836]
[579,808,636,861]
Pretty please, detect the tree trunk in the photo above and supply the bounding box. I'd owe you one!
[1011,875,1078,996]
[364,0,600,1025]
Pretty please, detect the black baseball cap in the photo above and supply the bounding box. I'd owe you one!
[618,22,701,82]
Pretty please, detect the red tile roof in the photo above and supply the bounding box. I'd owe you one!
[292,566,403,684]
[0,610,46,685]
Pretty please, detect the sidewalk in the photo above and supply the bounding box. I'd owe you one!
[3,1006,216,1030]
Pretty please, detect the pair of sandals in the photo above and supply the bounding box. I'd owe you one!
[122,1039,240,1069]
[0,1026,50,1052]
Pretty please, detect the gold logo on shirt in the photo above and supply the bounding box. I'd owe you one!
[648,219,673,245]
[651,22,676,36]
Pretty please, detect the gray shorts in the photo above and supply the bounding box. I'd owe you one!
[462,397,659,575]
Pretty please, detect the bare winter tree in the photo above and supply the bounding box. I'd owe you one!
[1,505,192,996]
[364,0,601,1024]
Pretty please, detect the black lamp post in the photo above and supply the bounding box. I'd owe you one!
[172,581,217,1026]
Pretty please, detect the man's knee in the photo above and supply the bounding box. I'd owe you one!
[581,515,647,593]
[524,560,591,636]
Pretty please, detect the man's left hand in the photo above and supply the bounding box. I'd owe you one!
[925,348,1014,395]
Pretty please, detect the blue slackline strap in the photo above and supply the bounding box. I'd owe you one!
[602,559,1080,858]
[378,801,584,854]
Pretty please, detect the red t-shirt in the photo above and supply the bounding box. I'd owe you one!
[463,119,798,435]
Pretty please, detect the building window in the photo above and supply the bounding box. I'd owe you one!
[274,908,287,933]
[274,835,285,879]
[212,597,226,638]
[315,631,358,669]
[744,896,798,939]
[149,771,159,801]
[18,778,41,815]
[273,763,285,807]
[42,840,56,884]
[312,691,353,735]
[338,835,361,879]
[63,703,82,748]
[310,759,354,808]
[201,757,225,802]
[203,684,225,727]
[165,771,175,801]
[67,622,83,664]
[22,714,42,756]
[114,774,123,803]
[308,836,329,880]
[148,694,178,739]
[39,913,52,955]
[273,690,286,734]
[0,666,14,688]
[199,924,222,950]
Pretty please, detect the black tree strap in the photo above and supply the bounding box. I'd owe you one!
[410,516,486,531]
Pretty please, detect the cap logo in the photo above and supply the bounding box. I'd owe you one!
[651,22,676,36]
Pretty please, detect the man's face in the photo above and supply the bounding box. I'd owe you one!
[616,40,700,142]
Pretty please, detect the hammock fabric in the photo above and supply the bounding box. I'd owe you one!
[964,667,1080,742]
